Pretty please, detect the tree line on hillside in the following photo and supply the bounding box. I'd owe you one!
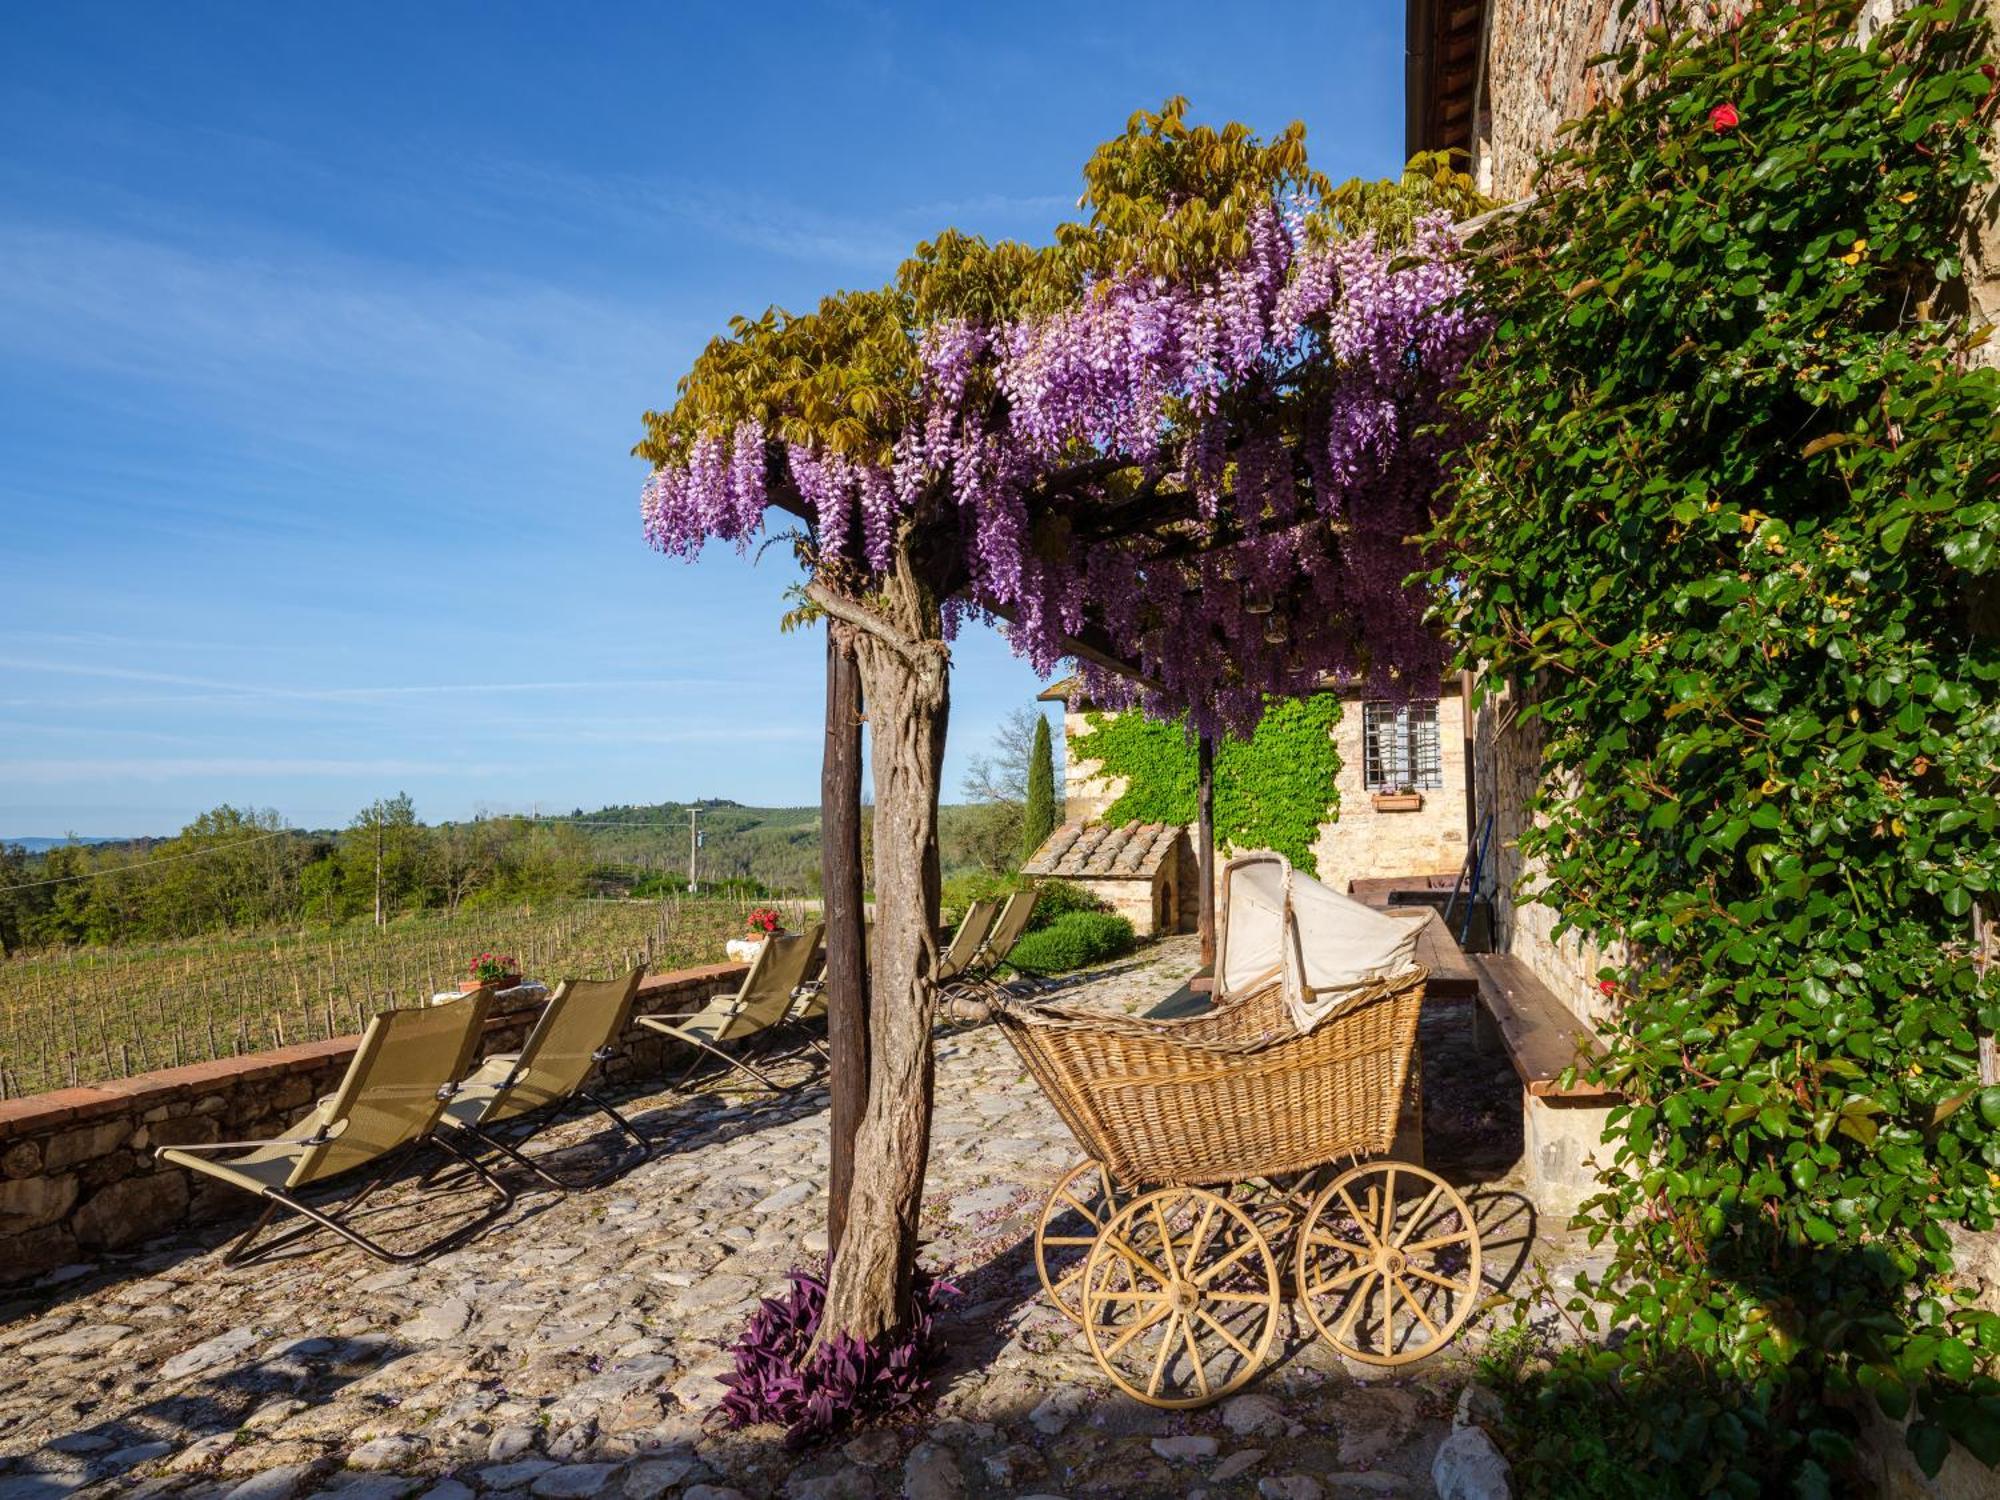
[0,797,593,954]
[0,709,1063,956]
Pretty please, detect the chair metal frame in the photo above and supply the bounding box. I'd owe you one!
[639,927,825,1093]
[440,971,652,1191]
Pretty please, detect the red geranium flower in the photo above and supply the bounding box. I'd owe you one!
[1709,102,1740,132]
[1599,978,1618,997]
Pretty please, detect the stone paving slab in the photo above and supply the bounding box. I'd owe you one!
[0,938,1561,1500]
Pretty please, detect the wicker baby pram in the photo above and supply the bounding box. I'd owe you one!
[994,854,1483,1408]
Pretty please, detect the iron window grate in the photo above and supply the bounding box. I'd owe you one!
[1362,700,1443,791]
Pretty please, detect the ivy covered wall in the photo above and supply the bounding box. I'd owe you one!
[1443,2,2000,1487]
[1074,694,1343,876]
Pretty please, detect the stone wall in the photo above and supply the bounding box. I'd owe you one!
[1464,3,2000,1489]
[1062,834,1190,937]
[1062,692,1469,892]
[1311,691,1469,893]
[1059,709,1120,825]
[0,963,742,1284]
[1467,678,1619,1025]
[1472,0,1689,199]
[1969,0,2000,362]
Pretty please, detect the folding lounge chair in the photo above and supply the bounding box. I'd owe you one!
[158,992,512,1266]
[937,899,998,985]
[797,903,982,1017]
[960,887,1044,991]
[437,969,649,1190]
[638,926,824,1091]
[787,923,871,1057]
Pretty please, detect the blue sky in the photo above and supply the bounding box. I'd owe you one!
[0,2,1406,838]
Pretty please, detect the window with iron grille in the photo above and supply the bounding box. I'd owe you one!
[1362,700,1443,791]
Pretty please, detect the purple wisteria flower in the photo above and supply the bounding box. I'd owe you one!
[640,205,1487,736]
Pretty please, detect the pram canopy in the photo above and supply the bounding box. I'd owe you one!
[1216,852,1429,1032]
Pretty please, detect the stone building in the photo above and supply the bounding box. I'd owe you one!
[1408,3,2000,1493]
[1019,821,1189,938]
[1407,0,1681,1028]
[1042,678,1472,899]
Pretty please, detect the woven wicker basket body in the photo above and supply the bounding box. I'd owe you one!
[994,967,1426,1190]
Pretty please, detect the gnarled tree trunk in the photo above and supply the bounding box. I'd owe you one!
[817,554,949,1343]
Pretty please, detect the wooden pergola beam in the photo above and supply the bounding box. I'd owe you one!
[821,626,867,1260]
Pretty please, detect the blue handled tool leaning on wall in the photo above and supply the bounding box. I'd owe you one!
[1443,812,1495,948]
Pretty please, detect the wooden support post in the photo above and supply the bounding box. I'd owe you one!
[1197,730,1217,971]
[822,624,870,1261]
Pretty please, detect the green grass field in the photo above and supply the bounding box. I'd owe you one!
[0,895,803,1098]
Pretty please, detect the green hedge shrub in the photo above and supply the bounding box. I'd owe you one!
[1005,910,1135,974]
[941,871,1013,926]
[1028,878,1105,929]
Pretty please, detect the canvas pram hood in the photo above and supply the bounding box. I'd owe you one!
[1217,853,1430,1032]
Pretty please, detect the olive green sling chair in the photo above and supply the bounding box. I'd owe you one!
[805,899,1021,1030]
[786,920,880,1058]
[944,886,1045,1002]
[435,969,649,1190]
[639,926,823,1091]
[157,991,512,1266]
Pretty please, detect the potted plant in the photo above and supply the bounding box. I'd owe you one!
[1372,785,1425,813]
[459,952,521,993]
[725,908,788,963]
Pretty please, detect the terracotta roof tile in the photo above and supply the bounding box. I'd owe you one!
[1022,820,1184,880]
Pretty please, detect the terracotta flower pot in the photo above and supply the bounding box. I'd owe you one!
[1372,791,1424,813]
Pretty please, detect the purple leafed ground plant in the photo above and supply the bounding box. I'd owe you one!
[714,1265,959,1448]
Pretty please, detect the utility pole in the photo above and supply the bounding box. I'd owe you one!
[687,807,699,894]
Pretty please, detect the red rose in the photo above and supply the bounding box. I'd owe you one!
[1709,103,1740,132]
[1599,979,1617,996]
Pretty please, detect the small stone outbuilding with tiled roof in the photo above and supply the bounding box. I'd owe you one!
[1021,820,1193,938]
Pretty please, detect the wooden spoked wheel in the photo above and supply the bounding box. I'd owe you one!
[1296,1161,1482,1367]
[1034,1159,1124,1324]
[1080,1186,1281,1408]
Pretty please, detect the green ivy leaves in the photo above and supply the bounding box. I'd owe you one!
[1442,0,2000,1486]
[1081,694,1342,873]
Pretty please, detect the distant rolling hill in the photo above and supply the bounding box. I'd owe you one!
[4,835,134,853]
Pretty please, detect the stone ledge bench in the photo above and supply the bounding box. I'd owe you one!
[1467,952,1624,1217]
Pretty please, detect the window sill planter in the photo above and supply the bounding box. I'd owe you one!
[1372,791,1425,813]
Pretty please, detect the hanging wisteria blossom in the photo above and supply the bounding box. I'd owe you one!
[635,104,1486,737]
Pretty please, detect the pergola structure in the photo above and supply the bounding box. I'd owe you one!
[636,104,1487,1349]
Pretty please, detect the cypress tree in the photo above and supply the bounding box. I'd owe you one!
[1020,713,1057,867]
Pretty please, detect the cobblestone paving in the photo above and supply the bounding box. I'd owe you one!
[0,938,1558,1500]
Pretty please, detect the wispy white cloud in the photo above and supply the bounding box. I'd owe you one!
[0,657,741,709]
[0,220,676,485]
[0,757,496,785]
[456,154,1074,274]
[507,723,818,747]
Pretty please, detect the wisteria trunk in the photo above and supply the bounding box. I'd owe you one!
[818,561,949,1344]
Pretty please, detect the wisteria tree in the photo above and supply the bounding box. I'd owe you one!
[636,101,1486,1348]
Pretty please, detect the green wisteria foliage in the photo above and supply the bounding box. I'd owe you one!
[1441,0,2000,1485]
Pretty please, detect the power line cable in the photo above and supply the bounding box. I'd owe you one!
[0,827,299,893]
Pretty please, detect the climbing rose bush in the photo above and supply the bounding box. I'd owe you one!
[1443,1,2000,1488]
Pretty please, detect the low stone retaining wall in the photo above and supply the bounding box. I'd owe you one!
[0,962,745,1284]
